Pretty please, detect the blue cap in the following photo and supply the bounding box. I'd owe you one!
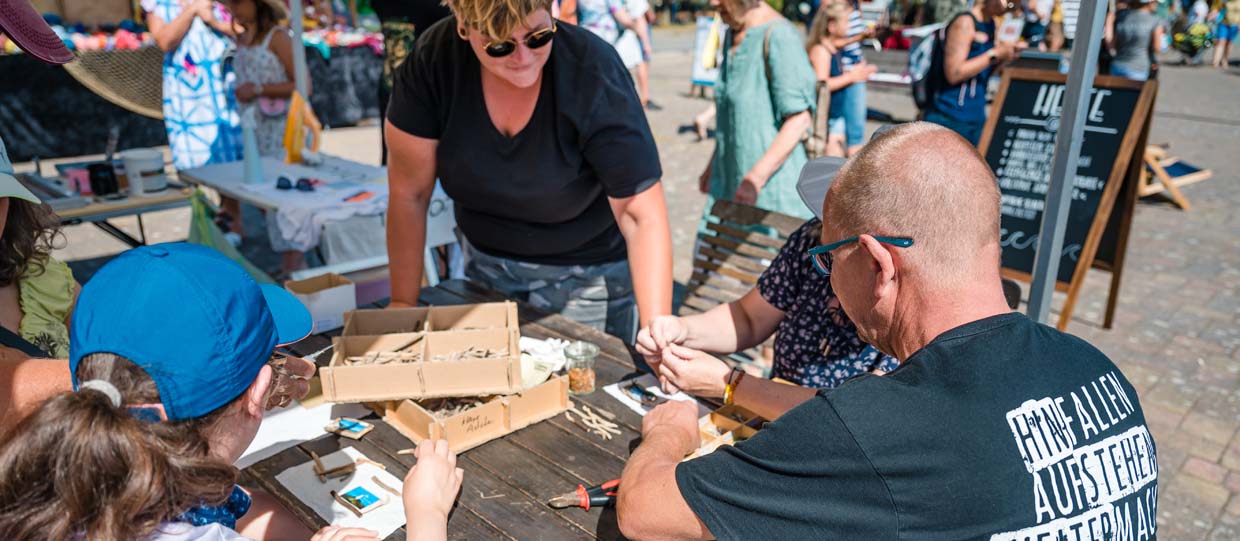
[69,243,312,421]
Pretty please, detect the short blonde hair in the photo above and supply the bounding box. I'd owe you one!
[450,0,554,40]
[825,122,1001,281]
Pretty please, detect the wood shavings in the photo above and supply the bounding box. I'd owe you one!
[342,334,426,365]
[418,397,489,420]
[566,404,622,440]
[429,346,509,362]
[478,491,506,500]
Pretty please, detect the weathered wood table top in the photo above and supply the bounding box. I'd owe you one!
[243,280,652,540]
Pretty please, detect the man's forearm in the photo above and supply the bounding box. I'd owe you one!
[734,376,817,421]
[618,429,702,540]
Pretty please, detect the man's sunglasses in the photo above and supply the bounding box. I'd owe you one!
[807,236,914,276]
[482,21,557,58]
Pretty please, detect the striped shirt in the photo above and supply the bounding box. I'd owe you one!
[841,8,867,67]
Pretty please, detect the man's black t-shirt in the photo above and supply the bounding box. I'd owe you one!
[386,17,662,265]
[676,313,1159,540]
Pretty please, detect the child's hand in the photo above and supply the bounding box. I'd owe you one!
[402,440,464,523]
[236,82,259,102]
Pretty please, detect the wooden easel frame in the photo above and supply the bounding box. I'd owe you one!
[1139,145,1212,210]
[980,69,1158,331]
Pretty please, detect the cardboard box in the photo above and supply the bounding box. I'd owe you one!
[381,376,570,453]
[286,273,357,334]
[686,405,764,461]
[320,302,522,403]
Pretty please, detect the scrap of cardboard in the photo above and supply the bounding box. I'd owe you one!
[275,447,407,538]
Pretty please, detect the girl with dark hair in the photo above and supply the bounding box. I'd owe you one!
[0,243,461,541]
[0,137,78,359]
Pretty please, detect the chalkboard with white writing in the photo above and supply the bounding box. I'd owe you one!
[979,69,1151,286]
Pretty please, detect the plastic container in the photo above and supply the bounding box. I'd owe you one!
[565,341,599,395]
[119,148,166,194]
[242,108,264,184]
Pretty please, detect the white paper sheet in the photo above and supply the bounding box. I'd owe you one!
[602,374,711,417]
[236,401,370,469]
[275,447,408,539]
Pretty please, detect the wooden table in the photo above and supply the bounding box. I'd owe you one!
[244,280,654,540]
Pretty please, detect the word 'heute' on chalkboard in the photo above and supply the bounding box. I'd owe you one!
[985,78,1140,285]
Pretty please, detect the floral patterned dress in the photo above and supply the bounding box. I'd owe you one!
[756,219,900,388]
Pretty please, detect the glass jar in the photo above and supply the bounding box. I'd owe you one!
[564,340,600,395]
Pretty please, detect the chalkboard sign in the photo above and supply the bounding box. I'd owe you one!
[979,68,1156,329]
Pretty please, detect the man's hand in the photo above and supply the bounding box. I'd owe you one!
[641,400,700,456]
[403,440,465,524]
[659,345,730,399]
[235,82,259,103]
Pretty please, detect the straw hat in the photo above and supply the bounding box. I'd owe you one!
[257,0,290,21]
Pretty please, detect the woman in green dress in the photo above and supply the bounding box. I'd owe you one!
[697,0,817,221]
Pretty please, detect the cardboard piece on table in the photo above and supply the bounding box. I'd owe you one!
[602,374,712,418]
[286,273,357,334]
[275,447,406,538]
[381,376,570,454]
[325,417,375,440]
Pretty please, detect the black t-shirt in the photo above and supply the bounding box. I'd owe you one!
[371,0,452,93]
[386,17,662,265]
[370,0,452,31]
[676,313,1159,540]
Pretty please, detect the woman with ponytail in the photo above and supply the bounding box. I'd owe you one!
[0,243,463,541]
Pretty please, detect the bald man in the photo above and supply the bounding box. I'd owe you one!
[617,123,1157,540]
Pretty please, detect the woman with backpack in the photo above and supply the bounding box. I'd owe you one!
[923,0,1022,145]
[696,0,817,218]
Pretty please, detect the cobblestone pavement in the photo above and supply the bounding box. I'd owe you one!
[30,24,1240,539]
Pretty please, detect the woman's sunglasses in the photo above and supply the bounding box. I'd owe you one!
[480,21,557,58]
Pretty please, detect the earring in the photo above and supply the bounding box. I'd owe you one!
[457,26,470,40]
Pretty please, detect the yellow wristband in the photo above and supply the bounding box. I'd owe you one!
[724,382,735,406]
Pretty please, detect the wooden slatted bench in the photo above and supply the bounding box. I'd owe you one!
[681,200,805,376]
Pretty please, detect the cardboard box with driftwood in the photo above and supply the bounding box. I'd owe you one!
[381,375,570,453]
[319,302,523,403]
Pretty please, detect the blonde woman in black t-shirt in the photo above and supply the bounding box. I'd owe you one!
[384,0,673,341]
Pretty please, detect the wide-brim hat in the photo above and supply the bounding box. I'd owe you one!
[0,0,74,64]
[259,0,290,21]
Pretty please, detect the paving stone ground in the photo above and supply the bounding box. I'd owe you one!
[24,24,1239,539]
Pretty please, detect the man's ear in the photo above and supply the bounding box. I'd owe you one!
[857,234,897,300]
[244,364,274,418]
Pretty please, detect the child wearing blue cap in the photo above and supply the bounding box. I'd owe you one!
[0,243,462,541]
